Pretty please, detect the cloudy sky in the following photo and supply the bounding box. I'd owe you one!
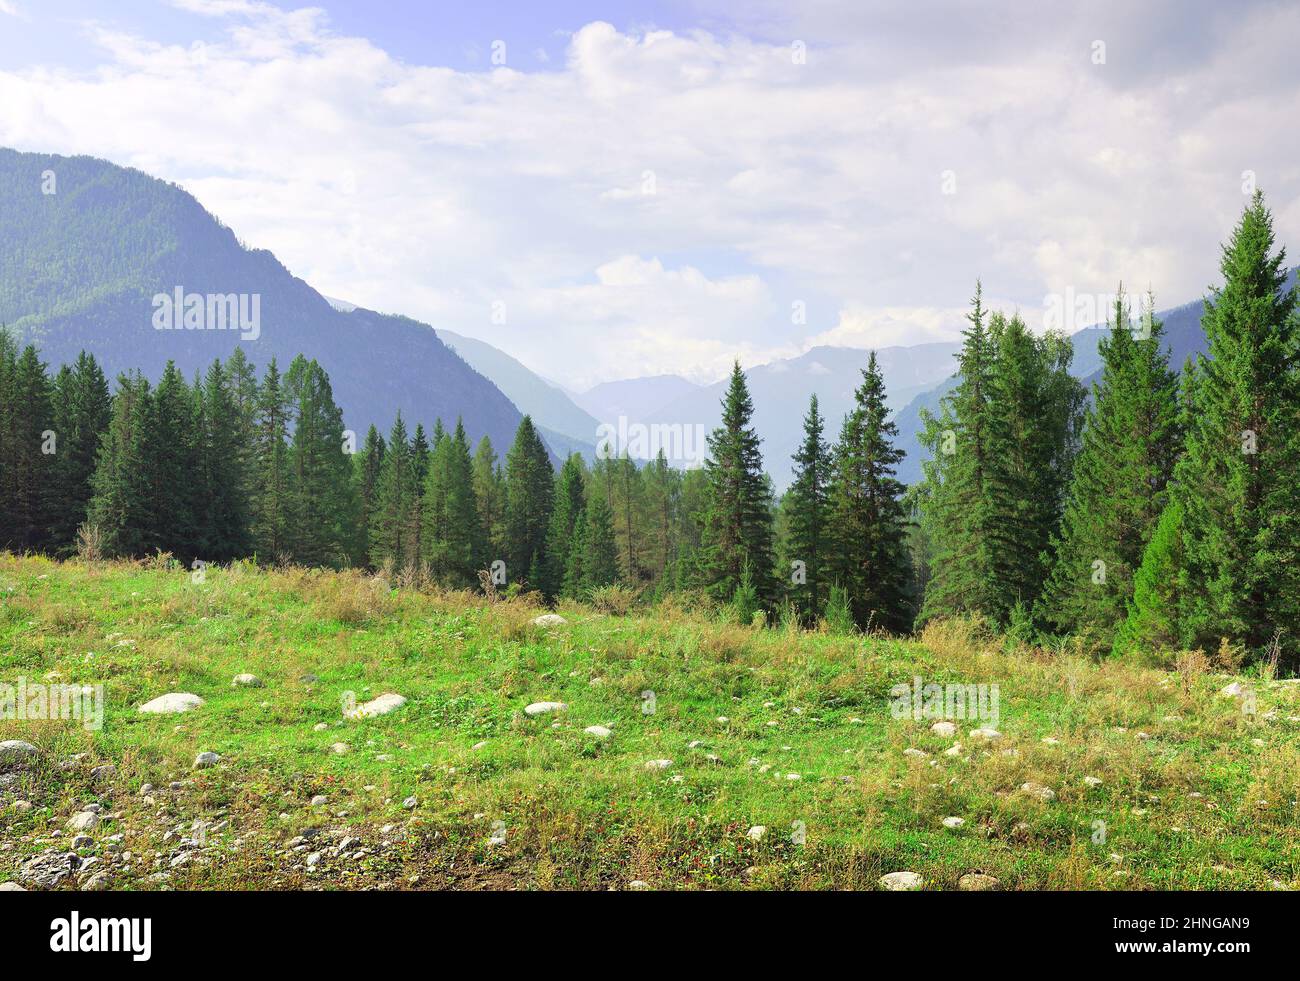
[2,0,1298,390]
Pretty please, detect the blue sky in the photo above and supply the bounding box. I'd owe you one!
[2,0,1298,388]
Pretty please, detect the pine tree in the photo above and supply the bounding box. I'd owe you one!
[698,361,777,607]
[783,394,832,622]
[1141,191,1300,661]
[1036,289,1181,646]
[503,416,554,591]
[826,353,913,632]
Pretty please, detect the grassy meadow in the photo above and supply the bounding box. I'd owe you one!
[1,552,1297,891]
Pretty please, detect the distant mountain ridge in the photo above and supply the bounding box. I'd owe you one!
[0,147,536,461]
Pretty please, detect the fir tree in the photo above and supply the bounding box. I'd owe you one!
[370,412,415,569]
[542,453,586,599]
[252,358,293,561]
[48,352,111,551]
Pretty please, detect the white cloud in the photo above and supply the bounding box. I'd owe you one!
[1,2,1298,386]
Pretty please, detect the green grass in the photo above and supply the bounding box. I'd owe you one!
[2,553,1298,890]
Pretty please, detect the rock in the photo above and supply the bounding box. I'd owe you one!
[67,811,99,832]
[0,740,39,768]
[628,880,650,891]
[903,748,929,759]
[310,795,328,807]
[1221,682,1245,697]
[472,741,488,751]
[193,751,220,768]
[331,743,351,755]
[524,701,567,717]
[942,816,965,829]
[958,873,1000,891]
[402,796,418,810]
[81,872,110,891]
[10,800,33,814]
[584,725,613,739]
[232,673,263,688]
[878,871,923,891]
[19,851,80,888]
[1040,737,1061,746]
[301,673,319,684]
[1082,776,1103,787]
[785,773,802,781]
[89,763,116,781]
[930,721,958,738]
[943,743,963,757]
[314,723,329,732]
[345,693,407,719]
[969,727,1001,741]
[70,834,94,849]
[716,716,730,724]
[306,852,322,868]
[747,826,767,841]
[0,882,25,891]
[531,614,567,627]
[1019,782,1057,802]
[644,759,673,771]
[138,693,204,715]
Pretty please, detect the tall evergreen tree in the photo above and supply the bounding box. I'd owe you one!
[48,352,111,551]
[783,393,832,622]
[503,416,554,590]
[1127,191,1300,662]
[698,362,778,608]
[4,345,55,551]
[472,436,508,563]
[284,357,357,567]
[353,424,386,563]
[422,419,486,587]
[917,284,1000,622]
[88,373,152,557]
[370,412,415,569]
[252,358,293,561]
[1036,290,1181,645]
[542,453,587,599]
[826,354,913,632]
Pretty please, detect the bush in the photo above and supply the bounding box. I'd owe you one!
[589,584,638,616]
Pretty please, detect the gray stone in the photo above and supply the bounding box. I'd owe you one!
[878,871,924,891]
[958,873,1000,891]
[345,693,407,719]
[193,751,220,768]
[524,701,566,717]
[584,725,613,739]
[531,614,567,627]
[0,740,39,768]
[232,673,263,688]
[67,811,99,832]
[138,693,204,715]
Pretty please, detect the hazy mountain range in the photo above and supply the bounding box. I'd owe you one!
[5,147,1289,492]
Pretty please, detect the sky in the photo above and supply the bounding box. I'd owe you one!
[2,0,1298,390]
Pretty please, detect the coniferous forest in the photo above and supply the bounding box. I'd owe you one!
[2,192,1298,671]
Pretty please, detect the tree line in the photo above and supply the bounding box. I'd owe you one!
[1,193,1296,667]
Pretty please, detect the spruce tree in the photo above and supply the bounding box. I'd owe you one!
[917,284,1000,623]
[826,353,913,632]
[5,345,55,551]
[284,357,357,567]
[1139,191,1300,661]
[1036,290,1181,646]
[353,424,385,563]
[370,412,415,569]
[576,493,619,592]
[252,358,293,561]
[472,436,507,563]
[783,393,832,622]
[422,419,485,587]
[48,352,111,552]
[698,361,777,607]
[88,373,152,558]
[503,416,554,590]
[542,453,586,599]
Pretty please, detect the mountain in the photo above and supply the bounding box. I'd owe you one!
[574,374,702,425]
[434,329,600,450]
[0,148,532,460]
[891,269,1300,484]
